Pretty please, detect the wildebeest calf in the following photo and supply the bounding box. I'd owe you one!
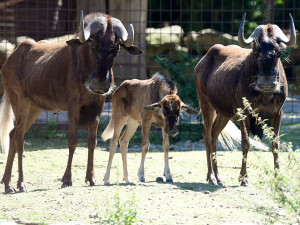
[101,72,198,184]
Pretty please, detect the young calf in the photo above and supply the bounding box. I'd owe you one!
[101,72,197,184]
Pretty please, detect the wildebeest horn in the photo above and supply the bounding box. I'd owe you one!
[273,13,296,47]
[111,18,134,47]
[78,10,106,43]
[238,13,265,47]
[238,13,297,47]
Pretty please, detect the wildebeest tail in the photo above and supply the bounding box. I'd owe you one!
[219,120,268,151]
[0,91,15,155]
[101,118,114,141]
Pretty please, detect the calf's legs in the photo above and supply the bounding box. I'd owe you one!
[138,121,151,182]
[119,119,139,183]
[162,131,173,182]
[103,118,127,185]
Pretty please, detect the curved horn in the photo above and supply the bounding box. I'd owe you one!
[78,10,86,43]
[78,10,106,43]
[273,13,296,47]
[238,13,266,47]
[111,18,134,47]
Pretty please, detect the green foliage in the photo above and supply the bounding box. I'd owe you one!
[26,117,60,139]
[237,97,300,222]
[155,51,201,108]
[98,191,142,225]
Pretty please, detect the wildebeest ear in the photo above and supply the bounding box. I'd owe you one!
[66,38,83,47]
[144,102,161,111]
[121,44,143,55]
[181,104,198,115]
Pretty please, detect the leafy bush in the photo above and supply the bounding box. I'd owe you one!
[98,190,142,225]
[237,97,300,223]
[155,51,201,108]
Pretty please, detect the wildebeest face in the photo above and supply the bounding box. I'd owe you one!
[144,95,198,136]
[66,11,143,96]
[253,36,284,93]
[238,13,296,93]
[87,34,120,95]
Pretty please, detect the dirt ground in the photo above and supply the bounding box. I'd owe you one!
[0,144,295,225]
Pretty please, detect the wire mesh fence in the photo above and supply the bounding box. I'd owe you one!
[0,0,299,136]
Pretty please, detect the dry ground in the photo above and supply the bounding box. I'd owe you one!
[0,140,296,225]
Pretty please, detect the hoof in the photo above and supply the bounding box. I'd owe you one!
[208,180,218,186]
[88,179,97,186]
[139,177,145,182]
[19,186,28,193]
[103,180,110,185]
[156,177,164,183]
[5,186,16,194]
[241,181,249,186]
[218,181,224,186]
[166,178,173,183]
[61,183,72,188]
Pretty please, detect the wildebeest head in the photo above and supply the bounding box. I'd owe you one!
[67,11,143,96]
[144,94,198,136]
[238,13,296,93]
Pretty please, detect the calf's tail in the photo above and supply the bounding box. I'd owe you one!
[101,118,114,141]
[218,120,268,151]
[0,92,15,155]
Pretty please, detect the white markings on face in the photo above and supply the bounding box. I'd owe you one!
[169,102,173,112]
[106,71,110,80]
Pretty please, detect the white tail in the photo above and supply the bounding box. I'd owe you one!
[218,120,268,151]
[0,92,15,155]
[101,118,114,141]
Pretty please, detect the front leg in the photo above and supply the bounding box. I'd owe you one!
[239,119,250,186]
[61,101,80,188]
[85,115,100,186]
[271,110,282,172]
[162,130,173,182]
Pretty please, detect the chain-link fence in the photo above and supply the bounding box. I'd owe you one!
[0,0,299,134]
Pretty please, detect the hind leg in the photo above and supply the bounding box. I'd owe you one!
[137,120,151,182]
[211,114,229,186]
[119,118,138,183]
[103,117,127,185]
[2,97,41,193]
[198,96,217,185]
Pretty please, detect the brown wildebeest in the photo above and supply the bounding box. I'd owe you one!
[101,72,198,184]
[194,13,296,186]
[0,11,143,193]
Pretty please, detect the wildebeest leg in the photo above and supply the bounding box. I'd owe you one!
[103,118,127,185]
[16,106,42,192]
[85,116,100,186]
[239,119,250,186]
[199,97,217,185]
[271,110,282,171]
[211,114,229,185]
[137,120,151,182]
[119,118,138,183]
[61,103,80,188]
[162,130,172,182]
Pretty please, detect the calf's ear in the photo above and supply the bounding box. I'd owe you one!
[144,102,161,111]
[181,103,198,115]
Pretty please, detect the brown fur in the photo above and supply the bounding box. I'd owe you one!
[101,72,197,184]
[0,12,130,193]
[194,42,287,186]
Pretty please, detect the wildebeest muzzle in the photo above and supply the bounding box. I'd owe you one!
[88,70,115,96]
[165,115,178,136]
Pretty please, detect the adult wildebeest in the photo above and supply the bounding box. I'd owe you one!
[194,13,296,186]
[101,72,198,184]
[0,11,143,193]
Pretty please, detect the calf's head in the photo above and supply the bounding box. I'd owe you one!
[238,13,296,93]
[144,94,198,136]
[67,11,143,96]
